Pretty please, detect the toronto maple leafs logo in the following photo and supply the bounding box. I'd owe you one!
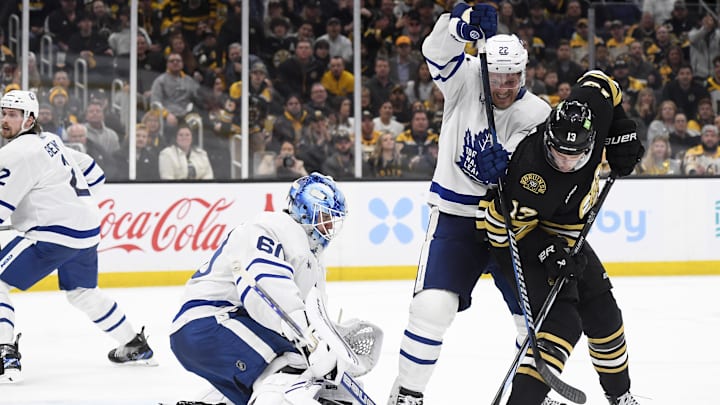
[456,128,493,182]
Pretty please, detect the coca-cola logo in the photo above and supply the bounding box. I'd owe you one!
[98,197,234,253]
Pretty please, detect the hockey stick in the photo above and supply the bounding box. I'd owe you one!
[491,174,617,405]
[477,35,586,404]
[233,263,377,405]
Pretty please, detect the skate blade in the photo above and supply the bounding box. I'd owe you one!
[112,357,159,367]
[0,369,23,383]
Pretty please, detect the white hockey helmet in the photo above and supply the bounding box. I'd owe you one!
[486,34,528,87]
[1,90,39,132]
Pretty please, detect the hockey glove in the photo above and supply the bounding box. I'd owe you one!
[448,3,497,43]
[476,143,510,184]
[605,118,644,177]
[538,236,587,282]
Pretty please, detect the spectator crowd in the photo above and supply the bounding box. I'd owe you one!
[1,0,719,180]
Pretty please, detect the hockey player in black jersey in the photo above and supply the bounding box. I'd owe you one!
[477,71,644,405]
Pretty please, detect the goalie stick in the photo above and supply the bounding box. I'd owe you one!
[233,263,377,405]
[477,34,586,404]
[491,174,618,405]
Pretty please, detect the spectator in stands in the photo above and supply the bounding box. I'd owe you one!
[272,94,310,151]
[629,12,656,46]
[141,109,168,149]
[274,140,309,180]
[321,55,355,102]
[549,40,584,85]
[304,82,334,121]
[683,124,720,175]
[423,84,445,121]
[112,123,160,181]
[48,86,78,138]
[642,0,674,26]
[37,102,64,138]
[389,35,419,87]
[389,85,411,126]
[135,34,165,106]
[296,109,332,174]
[688,98,716,134]
[542,70,561,106]
[663,1,695,41]
[633,87,658,129]
[67,11,112,63]
[108,6,152,57]
[688,12,720,81]
[158,125,214,180]
[164,32,199,77]
[634,134,681,175]
[569,18,604,65]
[206,96,240,180]
[291,1,326,38]
[611,58,646,105]
[373,100,405,138]
[706,56,720,115]
[366,56,396,116]
[657,44,686,85]
[497,1,520,36]
[364,130,405,178]
[528,0,558,49]
[222,42,260,87]
[46,70,82,117]
[406,136,438,179]
[275,39,324,101]
[312,39,331,74]
[90,0,118,41]
[322,130,355,179]
[395,109,437,163]
[662,64,711,119]
[66,122,114,170]
[360,86,373,114]
[168,0,217,45]
[647,99,678,144]
[404,63,433,105]
[669,112,701,159]
[360,109,381,162]
[627,40,661,89]
[150,52,201,129]
[47,0,80,52]
[317,17,353,65]
[263,16,296,71]
[332,97,354,136]
[645,24,677,70]
[295,21,316,44]
[83,99,121,156]
[217,2,265,72]
[192,28,220,76]
[524,60,546,95]
[606,20,633,61]
[89,89,124,136]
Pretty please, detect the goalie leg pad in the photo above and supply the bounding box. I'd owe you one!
[397,289,458,393]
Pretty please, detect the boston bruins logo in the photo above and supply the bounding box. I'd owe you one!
[519,173,547,195]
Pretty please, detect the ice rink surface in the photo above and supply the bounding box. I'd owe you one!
[2,276,718,405]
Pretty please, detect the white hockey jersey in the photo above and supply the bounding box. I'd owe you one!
[0,131,103,248]
[170,211,326,336]
[423,14,552,217]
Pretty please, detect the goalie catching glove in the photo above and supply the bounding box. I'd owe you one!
[448,3,497,43]
[538,236,587,282]
[605,118,644,177]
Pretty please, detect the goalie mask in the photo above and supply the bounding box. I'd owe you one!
[287,172,347,253]
[544,100,596,173]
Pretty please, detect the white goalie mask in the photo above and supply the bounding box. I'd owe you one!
[486,34,528,89]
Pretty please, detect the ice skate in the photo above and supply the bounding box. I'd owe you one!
[541,397,566,405]
[607,391,640,405]
[108,326,157,366]
[388,383,423,405]
[0,333,22,383]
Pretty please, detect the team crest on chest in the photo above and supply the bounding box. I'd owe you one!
[520,173,546,194]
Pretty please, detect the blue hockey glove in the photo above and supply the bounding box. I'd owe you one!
[476,143,510,184]
[448,3,497,43]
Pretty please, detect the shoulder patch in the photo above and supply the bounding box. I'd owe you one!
[519,173,547,194]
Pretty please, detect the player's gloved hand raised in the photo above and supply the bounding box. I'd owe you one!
[538,236,587,282]
[605,118,644,177]
[448,3,497,43]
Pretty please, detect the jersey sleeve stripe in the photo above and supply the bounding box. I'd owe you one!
[426,53,464,82]
[172,299,235,322]
[83,160,97,176]
[87,174,105,187]
[0,199,16,211]
[28,225,100,239]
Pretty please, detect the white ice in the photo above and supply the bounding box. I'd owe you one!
[2,276,718,405]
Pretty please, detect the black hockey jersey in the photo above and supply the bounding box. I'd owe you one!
[479,70,626,248]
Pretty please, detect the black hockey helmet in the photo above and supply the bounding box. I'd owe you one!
[543,100,596,172]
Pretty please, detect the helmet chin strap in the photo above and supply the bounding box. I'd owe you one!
[20,113,34,133]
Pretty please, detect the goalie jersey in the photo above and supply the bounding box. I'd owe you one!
[170,211,326,337]
[422,13,551,217]
[479,71,626,248]
[0,131,104,248]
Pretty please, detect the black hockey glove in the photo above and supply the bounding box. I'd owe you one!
[538,236,587,282]
[605,118,644,177]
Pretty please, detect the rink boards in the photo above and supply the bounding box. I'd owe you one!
[2,177,719,290]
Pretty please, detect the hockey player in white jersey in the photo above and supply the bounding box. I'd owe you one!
[0,90,156,384]
[388,3,553,404]
[170,173,382,405]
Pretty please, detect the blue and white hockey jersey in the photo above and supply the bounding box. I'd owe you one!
[423,14,552,217]
[0,131,104,248]
[170,211,326,336]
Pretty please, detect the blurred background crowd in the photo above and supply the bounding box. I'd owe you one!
[0,0,719,181]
